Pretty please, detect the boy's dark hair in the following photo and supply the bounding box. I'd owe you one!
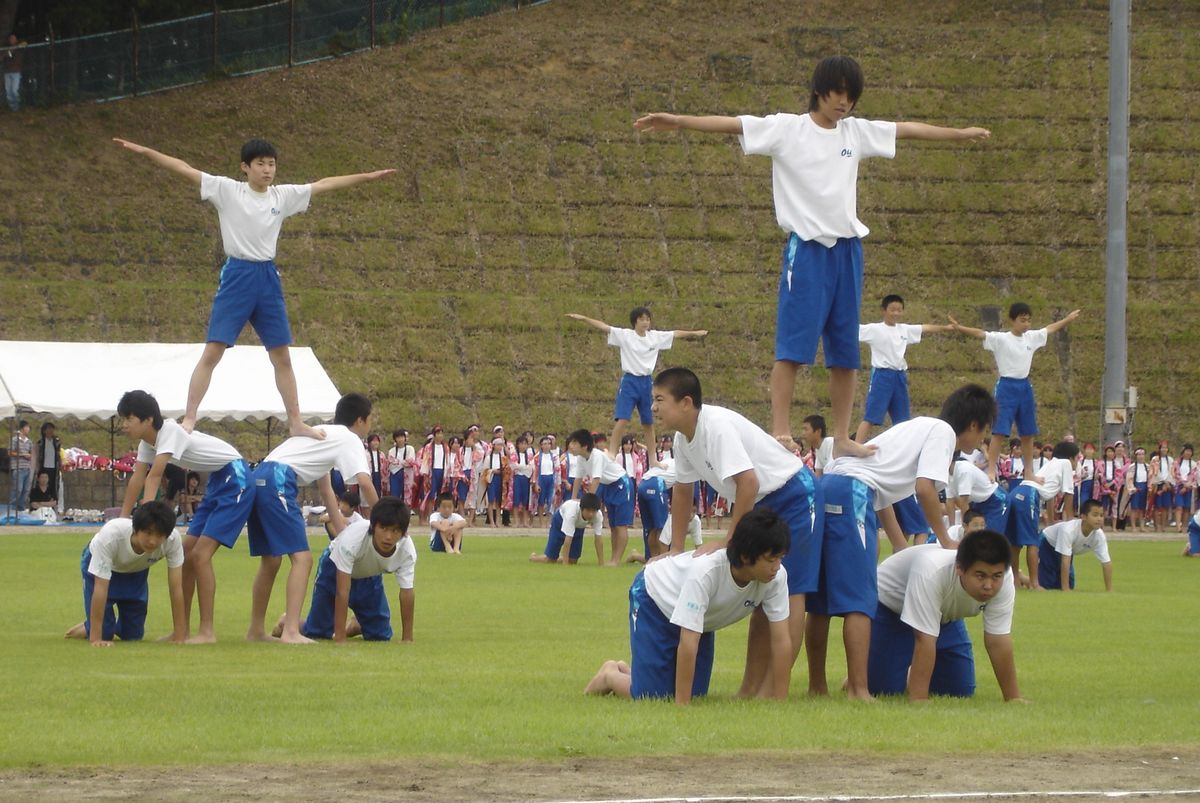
[1051,441,1080,461]
[40,422,55,436]
[1008,302,1032,320]
[802,414,826,437]
[131,500,176,538]
[17,419,27,429]
[186,470,200,485]
[117,390,163,430]
[340,489,361,508]
[808,55,864,112]
[956,529,1011,570]
[393,428,407,439]
[579,492,601,512]
[369,496,411,534]
[1079,498,1103,517]
[333,393,372,427]
[727,507,790,569]
[937,384,995,436]
[881,294,904,309]
[240,138,278,165]
[436,491,454,506]
[629,306,652,327]
[962,509,984,527]
[566,428,594,451]
[653,367,703,409]
[539,436,552,446]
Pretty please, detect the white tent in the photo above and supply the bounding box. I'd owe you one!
[0,341,341,421]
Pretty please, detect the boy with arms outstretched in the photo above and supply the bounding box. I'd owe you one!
[118,390,254,644]
[566,308,707,453]
[530,493,603,565]
[1038,499,1113,592]
[112,136,394,439]
[585,507,792,705]
[247,392,380,644]
[635,55,989,457]
[66,501,186,647]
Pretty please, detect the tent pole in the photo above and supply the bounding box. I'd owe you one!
[266,416,273,454]
[110,416,117,509]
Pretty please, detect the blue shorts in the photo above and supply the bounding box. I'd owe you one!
[247,462,310,557]
[1036,537,1075,591]
[187,459,253,548]
[1130,481,1148,512]
[80,546,149,641]
[637,476,670,537]
[776,234,863,368]
[807,475,878,616]
[537,474,555,507]
[1004,484,1041,547]
[544,510,586,561]
[302,548,392,640]
[993,377,1038,438]
[487,473,503,503]
[893,494,932,537]
[614,372,654,424]
[1078,479,1094,505]
[862,367,911,426]
[598,475,635,527]
[1188,521,1200,555]
[970,487,1009,534]
[1174,488,1193,510]
[206,257,292,349]
[755,468,823,595]
[867,603,976,698]
[513,475,531,507]
[1150,485,1171,512]
[389,472,405,499]
[456,478,470,501]
[424,468,445,502]
[628,571,715,700]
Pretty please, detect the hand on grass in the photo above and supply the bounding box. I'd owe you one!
[91,640,113,648]
[960,127,991,142]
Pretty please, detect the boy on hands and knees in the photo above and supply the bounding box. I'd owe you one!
[1005,441,1079,590]
[868,529,1023,702]
[530,493,603,565]
[807,384,995,701]
[247,392,380,644]
[112,136,394,440]
[66,501,187,647]
[118,390,254,645]
[585,508,792,705]
[635,56,989,457]
[567,429,635,565]
[1038,499,1113,592]
[650,368,822,698]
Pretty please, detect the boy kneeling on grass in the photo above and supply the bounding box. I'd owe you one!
[585,507,792,706]
[66,501,186,647]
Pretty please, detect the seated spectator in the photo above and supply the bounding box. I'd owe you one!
[29,471,58,511]
[178,472,205,522]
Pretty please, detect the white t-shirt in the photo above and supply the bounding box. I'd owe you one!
[950,460,1000,504]
[1023,457,1075,502]
[344,510,364,526]
[876,544,1015,637]
[387,444,415,466]
[644,549,789,633]
[945,523,966,544]
[658,513,703,547]
[964,449,989,470]
[566,453,582,478]
[1153,456,1174,485]
[557,499,604,537]
[673,405,803,503]
[431,443,446,471]
[136,419,242,473]
[606,328,675,376]
[738,113,897,247]
[642,456,677,489]
[329,519,416,589]
[585,448,628,485]
[983,329,1049,379]
[264,424,370,485]
[429,511,466,547]
[200,173,311,262]
[859,322,923,371]
[812,437,834,472]
[536,452,556,476]
[86,518,184,579]
[1041,519,1111,563]
[826,417,955,509]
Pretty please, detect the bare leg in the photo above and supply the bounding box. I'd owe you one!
[267,345,324,440]
[830,367,873,458]
[746,594,806,698]
[248,555,283,641]
[805,613,832,696]
[182,342,228,432]
[608,419,629,457]
[607,525,628,566]
[769,360,800,447]
[843,613,874,701]
[1020,436,1036,486]
[278,550,315,644]
[345,615,362,638]
[185,535,221,643]
[641,422,656,454]
[986,436,1005,482]
[854,419,874,446]
[65,622,87,639]
[270,612,287,638]
[584,659,632,697]
[1026,544,1041,590]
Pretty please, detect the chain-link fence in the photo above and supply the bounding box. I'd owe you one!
[9,0,526,107]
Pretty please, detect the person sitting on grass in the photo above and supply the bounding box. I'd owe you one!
[867,529,1023,702]
[530,493,603,565]
[429,492,467,554]
[65,501,186,647]
[584,507,792,706]
[1038,499,1113,592]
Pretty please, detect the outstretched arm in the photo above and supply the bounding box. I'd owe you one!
[112,139,202,185]
[564,313,612,333]
[895,123,990,142]
[672,329,709,340]
[634,113,743,135]
[920,323,955,335]
[1045,309,1082,334]
[947,315,986,339]
[309,169,396,197]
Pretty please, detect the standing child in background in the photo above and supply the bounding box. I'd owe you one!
[484,435,508,527]
[1098,444,1122,528]
[530,493,603,565]
[1125,447,1150,532]
[1150,440,1174,531]
[534,436,559,522]
[113,137,393,439]
[1004,440,1078,589]
[365,434,384,498]
[566,308,707,453]
[510,434,535,529]
[1173,444,1196,532]
[1075,442,1099,506]
[567,429,635,565]
[418,426,449,522]
[616,435,645,499]
[1038,499,1113,592]
[386,429,416,508]
[464,426,486,523]
[429,492,467,554]
[636,55,989,457]
[855,294,953,443]
[950,303,1081,481]
[998,438,1025,493]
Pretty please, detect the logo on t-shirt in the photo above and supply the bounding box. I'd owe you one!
[270,207,282,216]
[743,600,755,608]
[840,148,853,157]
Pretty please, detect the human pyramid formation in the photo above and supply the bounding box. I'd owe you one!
[72,55,1116,707]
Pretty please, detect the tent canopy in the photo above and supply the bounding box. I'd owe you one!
[0,342,341,422]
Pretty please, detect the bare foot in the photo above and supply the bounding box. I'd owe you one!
[774,434,801,454]
[846,690,877,702]
[65,622,87,639]
[179,415,196,434]
[807,686,830,697]
[270,613,287,638]
[246,629,280,642]
[345,616,362,638]
[186,632,217,645]
[279,632,317,645]
[833,436,877,459]
[289,419,326,440]
[157,632,186,643]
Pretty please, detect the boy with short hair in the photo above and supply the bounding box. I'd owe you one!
[117,390,253,644]
[566,308,707,453]
[800,415,833,476]
[567,429,635,565]
[584,507,792,705]
[246,392,380,644]
[1038,499,1113,591]
[856,294,954,443]
[429,492,467,554]
[635,55,989,458]
[650,367,822,697]
[112,137,394,440]
[950,303,1081,481]
[65,500,186,647]
[808,384,995,700]
[1005,440,1079,589]
[321,489,362,539]
[868,529,1022,701]
[530,493,603,565]
[936,508,987,545]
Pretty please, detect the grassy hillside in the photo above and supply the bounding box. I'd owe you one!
[2,0,1198,458]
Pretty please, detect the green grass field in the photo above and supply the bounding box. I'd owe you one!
[2,529,1196,770]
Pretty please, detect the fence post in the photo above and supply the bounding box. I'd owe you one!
[288,0,295,67]
[369,0,375,49]
[440,0,445,27]
[131,9,139,96]
[211,0,218,73]
[48,23,55,95]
